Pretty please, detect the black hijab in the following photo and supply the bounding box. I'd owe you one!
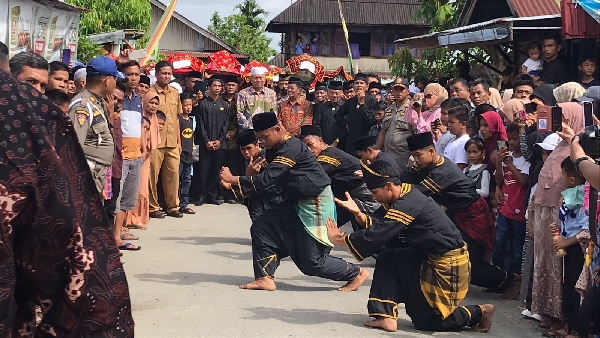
[531,84,557,106]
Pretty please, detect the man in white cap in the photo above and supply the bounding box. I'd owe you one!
[73,67,87,93]
[237,66,278,130]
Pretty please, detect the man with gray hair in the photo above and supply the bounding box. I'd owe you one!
[9,51,49,93]
[0,42,8,72]
[73,66,87,92]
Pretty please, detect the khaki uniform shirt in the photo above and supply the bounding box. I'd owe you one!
[68,88,115,193]
[151,84,183,148]
[382,100,414,166]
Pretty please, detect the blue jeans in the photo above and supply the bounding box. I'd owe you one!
[492,213,526,275]
[179,161,193,209]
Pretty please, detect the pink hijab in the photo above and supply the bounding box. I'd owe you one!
[534,102,585,207]
[480,111,508,175]
[143,91,161,150]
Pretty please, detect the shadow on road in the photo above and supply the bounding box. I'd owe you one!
[159,236,252,247]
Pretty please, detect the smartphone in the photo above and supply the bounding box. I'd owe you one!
[524,102,537,114]
[61,48,71,65]
[551,106,563,132]
[497,140,507,149]
[583,101,594,127]
[430,118,441,130]
[518,110,527,121]
[193,80,207,94]
[537,105,551,131]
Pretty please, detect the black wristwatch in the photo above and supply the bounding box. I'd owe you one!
[574,156,594,176]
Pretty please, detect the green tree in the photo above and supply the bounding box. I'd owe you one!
[388,0,492,81]
[208,0,276,63]
[66,0,151,62]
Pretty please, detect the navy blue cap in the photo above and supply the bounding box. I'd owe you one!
[87,57,125,79]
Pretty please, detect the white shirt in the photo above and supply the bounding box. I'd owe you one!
[435,130,454,155]
[444,134,470,165]
[498,152,531,180]
[522,58,542,73]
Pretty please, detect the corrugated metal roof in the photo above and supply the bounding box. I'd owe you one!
[160,50,248,59]
[267,0,427,31]
[34,0,87,12]
[511,0,560,17]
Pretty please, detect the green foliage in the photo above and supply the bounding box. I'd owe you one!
[66,0,151,62]
[208,0,276,63]
[390,0,491,81]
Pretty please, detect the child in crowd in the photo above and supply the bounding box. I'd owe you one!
[467,118,479,138]
[178,93,195,214]
[433,99,452,154]
[157,111,166,132]
[44,89,71,114]
[521,41,543,78]
[444,105,470,170]
[493,123,530,275]
[369,101,385,142]
[579,56,600,88]
[550,157,590,337]
[464,138,490,198]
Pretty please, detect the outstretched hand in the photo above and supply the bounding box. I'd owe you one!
[334,192,360,215]
[326,218,346,246]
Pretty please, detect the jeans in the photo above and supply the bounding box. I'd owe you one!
[179,161,193,209]
[493,213,526,275]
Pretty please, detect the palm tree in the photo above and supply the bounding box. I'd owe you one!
[235,0,268,29]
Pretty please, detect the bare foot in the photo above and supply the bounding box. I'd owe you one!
[338,268,369,291]
[364,317,397,332]
[472,304,494,332]
[239,277,276,291]
[502,274,522,299]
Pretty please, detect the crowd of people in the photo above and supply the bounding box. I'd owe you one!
[1,32,599,337]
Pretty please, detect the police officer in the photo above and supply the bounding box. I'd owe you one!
[68,57,124,195]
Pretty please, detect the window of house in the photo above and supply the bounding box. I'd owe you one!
[320,28,332,55]
[372,30,384,57]
[334,29,346,56]
[385,31,396,55]
[349,32,370,57]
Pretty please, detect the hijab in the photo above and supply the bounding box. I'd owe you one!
[500,98,527,122]
[424,83,449,111]
[480,111,508,175]
[553,82,586,103]
[531,84,557,106]
[143,91,161,150]
[534,102,585,206]
[489,87,504,110]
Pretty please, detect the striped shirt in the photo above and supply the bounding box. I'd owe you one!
[121,92,143,160]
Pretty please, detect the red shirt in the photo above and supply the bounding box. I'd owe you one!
[498,153,530,222]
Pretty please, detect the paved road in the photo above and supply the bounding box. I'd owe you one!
[122,203,544,337]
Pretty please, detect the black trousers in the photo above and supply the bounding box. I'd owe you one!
[103,177,121,227]
[562,244,584,334]
[368,247,483,331]
[190,161,202,202]
[199,148,224,202]
[222,149,244,201]
[460,229,514,291]
[251,203,360,281]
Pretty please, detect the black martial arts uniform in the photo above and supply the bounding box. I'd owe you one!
[313,100,345,146]
[335,95,377,156]
[230,136,360,281]
[241,147,284,221]
[194,95,229,202]
[345,184,483,331]
[401,156,515,291]
[316,147,379,230]
[375,150,405,172]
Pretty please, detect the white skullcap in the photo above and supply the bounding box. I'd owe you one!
[169,82,183,94]
[74,68,87,81]
[251,67,268,76]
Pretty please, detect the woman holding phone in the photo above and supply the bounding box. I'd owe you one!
[478,112,508,204]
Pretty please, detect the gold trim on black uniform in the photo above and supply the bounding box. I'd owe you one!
[317,155,341,167]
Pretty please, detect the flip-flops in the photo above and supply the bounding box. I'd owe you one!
[180,207,196,214]
[121,233,139,241]
[119,243,141,251]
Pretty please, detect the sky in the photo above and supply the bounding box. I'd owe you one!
[161,0,293,52]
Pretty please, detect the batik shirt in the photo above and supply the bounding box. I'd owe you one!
[0,72,133,337]
[277,98,313,137]
[236,86,278,130]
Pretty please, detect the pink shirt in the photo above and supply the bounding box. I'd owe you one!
[404,107,441,134]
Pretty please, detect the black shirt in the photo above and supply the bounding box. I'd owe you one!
[179,115,194,163]
[345,184,464,261]
[539,58,568,85]
[317,147,363,198]
[335,95,377,155]
[314,100,345,145]
[194,95,230,150]
[234,136,331,200]
[400,156,480,211]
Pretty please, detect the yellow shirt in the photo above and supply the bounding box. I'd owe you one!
[150,84,182,148]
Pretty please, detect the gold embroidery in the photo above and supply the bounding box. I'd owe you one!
[360,160,390,177]
[272,156,296,167]
[256,254,277,278]
[237,177,245,198]
[317,155,341,167]
[436,156,445,166]
[344,235,364,261]
[368,298,399,319]
[399,183,411,197]
[250,176,257,192]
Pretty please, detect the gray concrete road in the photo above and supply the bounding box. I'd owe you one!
[122,203,545,337]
